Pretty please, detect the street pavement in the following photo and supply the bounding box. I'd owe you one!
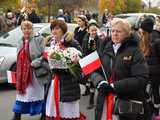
[0,84,95,120]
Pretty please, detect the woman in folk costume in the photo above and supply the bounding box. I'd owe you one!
[45,20,85,120]
[12,20,51,120]
[91,18,150,120]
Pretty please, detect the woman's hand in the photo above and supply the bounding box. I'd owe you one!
[31,58,42,68]
[97,81,114,94]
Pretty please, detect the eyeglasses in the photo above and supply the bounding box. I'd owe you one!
[111,29,123,33]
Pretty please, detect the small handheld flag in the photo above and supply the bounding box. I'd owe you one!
[79,51,101,75]
[7,71,16,84]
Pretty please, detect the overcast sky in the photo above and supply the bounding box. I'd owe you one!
[142,0,160,7]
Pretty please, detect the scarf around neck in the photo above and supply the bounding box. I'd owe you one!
[16,39,33,94]
[50,36,65,49]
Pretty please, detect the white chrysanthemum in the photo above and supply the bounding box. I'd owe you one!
[66,47,82,62]
[49,46,82,64]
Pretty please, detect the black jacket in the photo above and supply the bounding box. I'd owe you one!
[59,39,82,102]
[92,35,149,119]
[46,33,82,102]
[147,35,160,83]
[74,26,87,47]
[150,30,160,42]
[82,33,99,56]
[82,33,109,56]
[28,11,41,23]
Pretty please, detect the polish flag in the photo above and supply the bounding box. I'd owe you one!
[43,47,51,60]
[43,51,49,60]
[7,71,16,84]
[79,51,101,75]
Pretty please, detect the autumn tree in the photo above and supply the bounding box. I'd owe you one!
[124,0,141,13]
[98,0,115,15]
[98,0,107,15]
[106,0,115,13]
[115,0,126,13]
[0,0,20,11]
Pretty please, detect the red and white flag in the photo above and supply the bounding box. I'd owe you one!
[7,71,16,84]
[79,51,101,75]
[43,47,51,60]
[43,51,49,60]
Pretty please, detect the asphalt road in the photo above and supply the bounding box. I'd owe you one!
[0,83,95,120]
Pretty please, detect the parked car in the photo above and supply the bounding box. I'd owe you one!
[38,23,77,37]
[116,13,157,29]
[0,23,77,83]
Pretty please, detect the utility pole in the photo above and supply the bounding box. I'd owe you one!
[48,0,52,22]
[148,0,151,8]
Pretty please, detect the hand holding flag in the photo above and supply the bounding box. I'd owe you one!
[7,70,16,84]
[79,51,115,120]
[79,51,101,75]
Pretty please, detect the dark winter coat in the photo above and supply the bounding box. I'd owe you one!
[28,11,41,23]
[56,15,66,21]
[45,33,82,102]
[82,33,109,56]
[146,37,160,83]
[82,33,100,56]
[102,13,109,24]
[64,14,71,23]
[91,35,149,119]
[74,26,87,47]
[146,32,160,106]
[150,30,160,42]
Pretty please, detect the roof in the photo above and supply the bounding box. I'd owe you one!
[116,13,157,17]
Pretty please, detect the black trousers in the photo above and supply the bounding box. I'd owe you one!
[152,80,160,105]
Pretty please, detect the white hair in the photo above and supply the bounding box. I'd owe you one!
[58,9,63,15]
[111,18,131,36]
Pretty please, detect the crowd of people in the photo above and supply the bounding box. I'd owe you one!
[0,8,99,36]
[0,7,159,120]
[0,8,41,36]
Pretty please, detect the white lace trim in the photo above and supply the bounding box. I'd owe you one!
[16,74,44,102]
[46,80,80,118]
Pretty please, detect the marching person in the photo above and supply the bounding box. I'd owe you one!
[102,9,109,25]
[0,15,8,36]
[74,15,88,47]
[82,21,100,109]
[45,20,85,120]
[139,18,160,116]
[151,17,160,41]
[12,20,51,120]
[91,18,150,120]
